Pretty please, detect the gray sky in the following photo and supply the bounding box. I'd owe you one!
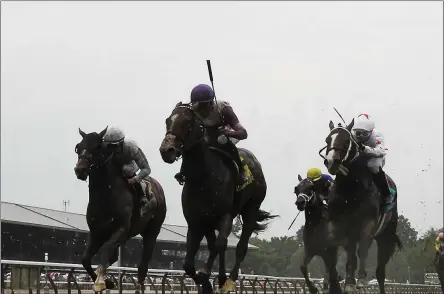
[1,1,442,238]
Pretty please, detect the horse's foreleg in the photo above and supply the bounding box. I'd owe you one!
[93,221,130,293]
[356,220,375,288]
[321,254,332,294]
[344,242,357,292]
[195,231,218,294]
[81,232,103,283]
[300,250,318,294]
[198,231,218,276]
[216,214,233,293]
[324,246,342,294]
[356,241,372,288]
[183,228,204,285]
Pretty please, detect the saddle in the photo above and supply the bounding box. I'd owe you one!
[209,146,240,175]
[208,146,253,192]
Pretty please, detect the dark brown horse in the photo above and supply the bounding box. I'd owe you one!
[74,127,167,293]
[159,102,277,294]
[294,175,341,294]
[322,120,402,294]
[435,240,444,292]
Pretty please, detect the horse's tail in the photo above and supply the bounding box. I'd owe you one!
[253,209,279,233]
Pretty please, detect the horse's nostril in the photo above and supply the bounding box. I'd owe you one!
[166,147,175,154]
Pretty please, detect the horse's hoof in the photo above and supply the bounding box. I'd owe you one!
[105,279,115,289]
[328,284,342,294]
[197,268,210,277]
[344,284,356,292]
[356,278,367,288]
[201,279,213,294]
[308,286,319,294]
[220,279,236,294]
[93,280,106,293]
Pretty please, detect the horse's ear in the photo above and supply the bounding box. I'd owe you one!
[329,120,335,131]
[98,126,108,138]
[347,119,354,132]
[78,128,86,138]
[298,174,303,182]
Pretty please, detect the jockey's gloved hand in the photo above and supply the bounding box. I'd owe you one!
[358,143,366,152]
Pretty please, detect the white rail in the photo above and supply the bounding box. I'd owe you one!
[0,260,310,282]
[1,259,442,291]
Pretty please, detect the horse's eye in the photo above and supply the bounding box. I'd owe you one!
[75,144,79,154]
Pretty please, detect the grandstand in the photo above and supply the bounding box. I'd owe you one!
[1,201,256,269]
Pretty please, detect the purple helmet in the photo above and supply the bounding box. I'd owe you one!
[190,84,215,103]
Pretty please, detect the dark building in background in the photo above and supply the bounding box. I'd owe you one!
[1,202,256,270]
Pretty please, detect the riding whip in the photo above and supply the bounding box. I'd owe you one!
[287,211,301,231]
[206,60,217,99]
[333,107,347,127]
[206,60,225,128]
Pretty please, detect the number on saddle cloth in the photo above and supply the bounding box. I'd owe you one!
[236,157,254,192]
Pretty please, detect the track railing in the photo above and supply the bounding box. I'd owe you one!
[1,260,441,294]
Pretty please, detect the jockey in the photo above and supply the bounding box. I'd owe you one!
[436,232,444,258]
[174,84,248,186]
[352,113,395,206]
[102,127,156,217]
[306,168,334,202]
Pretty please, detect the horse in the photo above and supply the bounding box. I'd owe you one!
[74,127,167,293]
[322,120,402,294]
[159,102,277,294]
[294,174,341,294]
[434,240,444,292]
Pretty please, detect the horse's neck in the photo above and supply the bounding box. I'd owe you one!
[335,160,372,192]
[304,205,325,226]
[182,141,222,182]
[88,160,118,205]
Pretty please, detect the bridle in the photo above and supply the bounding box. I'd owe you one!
[164,103,204,159]
[296,179,317,206]
[319,126,360,174]
[75,144,114,172]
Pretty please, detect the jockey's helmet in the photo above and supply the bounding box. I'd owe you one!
[352,113,375,142]
[307,168,322,181]
[439,232,444,239]
[190,84,215,103]
[102,127,125,146]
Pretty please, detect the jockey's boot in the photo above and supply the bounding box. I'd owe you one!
[372,168,393,206]
[142,182,157,218]
[174,162,185,185]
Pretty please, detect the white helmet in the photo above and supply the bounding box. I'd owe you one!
[102,127,125,145]
[352,113,375,142]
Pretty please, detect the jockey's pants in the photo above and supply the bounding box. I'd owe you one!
[121,160,152,198]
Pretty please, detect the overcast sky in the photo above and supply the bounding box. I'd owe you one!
[1,1,442,239]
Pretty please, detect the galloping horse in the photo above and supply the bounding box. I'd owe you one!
[294,175,341,294]
[435,240,444,292]
[74,127,167,293]
[159,102,277,294]
[322,120,402,294]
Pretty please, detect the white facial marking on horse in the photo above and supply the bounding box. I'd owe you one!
[326,133,338,165]
[170,114,179,125]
